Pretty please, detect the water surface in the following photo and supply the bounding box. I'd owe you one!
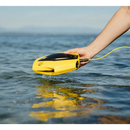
[0,33,130,124]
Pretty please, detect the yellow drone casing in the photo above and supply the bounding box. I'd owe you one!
[33,46,130,76]
[32,53,80,76]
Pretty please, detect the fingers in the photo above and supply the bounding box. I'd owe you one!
[64,48,78,54]
[79,60,90,67]
[64,47,90,68]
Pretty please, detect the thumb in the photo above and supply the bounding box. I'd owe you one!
[64,48,78,54]
[63,50,70,54]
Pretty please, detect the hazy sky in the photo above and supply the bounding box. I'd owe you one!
[0,6,121,29]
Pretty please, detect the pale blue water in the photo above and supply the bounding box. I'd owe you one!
[0,33,130,124]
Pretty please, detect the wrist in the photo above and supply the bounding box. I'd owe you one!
[85,43,99,59]
[83,45,95,59]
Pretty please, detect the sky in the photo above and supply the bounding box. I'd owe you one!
[0,6,121,30]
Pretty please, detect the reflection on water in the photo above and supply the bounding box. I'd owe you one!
[98,115,130,124]
[29,79,106,122]
[29,78,130,123]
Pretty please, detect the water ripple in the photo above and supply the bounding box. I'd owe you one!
[0,34,130,123]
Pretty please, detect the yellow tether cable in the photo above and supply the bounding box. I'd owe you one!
[89,46,130,61]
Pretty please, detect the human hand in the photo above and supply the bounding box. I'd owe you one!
[64,46,92,67]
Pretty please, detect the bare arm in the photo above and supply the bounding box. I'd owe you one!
[65,6,130,67]
[89,6,130,57]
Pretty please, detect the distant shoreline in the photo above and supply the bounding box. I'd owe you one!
[0,32,130,36]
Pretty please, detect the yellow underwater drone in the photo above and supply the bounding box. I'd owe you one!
[32,52,84,76]
[32,46,130,76]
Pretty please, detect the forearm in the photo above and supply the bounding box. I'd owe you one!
[88,6,130,58]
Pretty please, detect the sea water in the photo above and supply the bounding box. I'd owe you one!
[0,33,130,124]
